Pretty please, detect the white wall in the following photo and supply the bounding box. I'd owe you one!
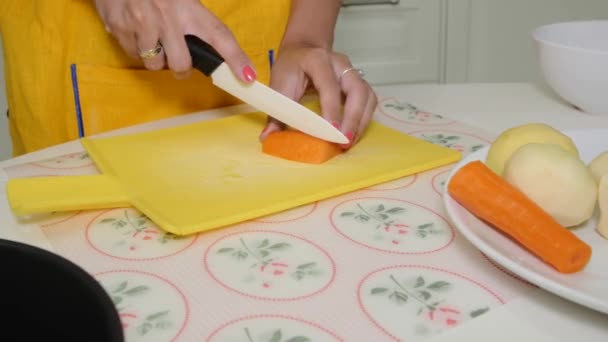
[0,38,9,161]
[335,0,608,85]
[463,0,608,83]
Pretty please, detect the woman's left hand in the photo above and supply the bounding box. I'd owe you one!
[260,44,377,149]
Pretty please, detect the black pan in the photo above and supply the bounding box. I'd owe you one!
[0,238,124,341]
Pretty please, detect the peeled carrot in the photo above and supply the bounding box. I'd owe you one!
[448,160,592,274]
[262,130,343,164]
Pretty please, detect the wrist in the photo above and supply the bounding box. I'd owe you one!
[280,39,332,51]
[280,0,340,51]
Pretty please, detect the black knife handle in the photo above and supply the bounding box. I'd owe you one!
[185,34,224,76]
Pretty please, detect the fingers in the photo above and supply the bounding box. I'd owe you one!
[259,64,299,140]
[260,46,375,147]
[357,88,378,143]
[331,53,377,149]
[260,48,344,142]
[100,4,140,60]
[301,50,342,127]
[135,24,165,71]
[98,0,250,81]
[259,46,314,140]
[259,117,286,141]
[157,7,192,78]
[101,1,167,69]
[339,73,369,148]
[330,55,366,148]
[113,30,140,60]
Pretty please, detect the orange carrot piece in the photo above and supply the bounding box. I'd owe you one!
[448,160,592,274]
[262,130,343,164]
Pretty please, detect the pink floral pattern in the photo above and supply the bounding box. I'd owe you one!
[3,151,98,177]
[206,315,343,342]
[408,130,490,156]
[205,231,335,300]
[359,265,503,341]
[86,208,197,260]
[7,99,529,342]
[379,99,455,125]
[96,270,188,342]
[330,198,454,254]
[39,211,82,227]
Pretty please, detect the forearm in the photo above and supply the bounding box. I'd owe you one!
[280,0,341,49]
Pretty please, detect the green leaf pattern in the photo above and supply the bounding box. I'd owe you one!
[370,274,490,330]
[419,133,487,154]
[109,280,173,336]
[244,327,311,342]
[341,202,443,245]
[384,101,446,123]
[217,237,323,287]
[99,209,187,251]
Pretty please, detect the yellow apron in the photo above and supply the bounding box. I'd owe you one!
[0,0,291,156]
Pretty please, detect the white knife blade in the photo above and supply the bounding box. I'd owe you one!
[185,35,348,144]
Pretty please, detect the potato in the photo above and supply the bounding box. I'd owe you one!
[598,175,608,239]
[486,123,579,176]
[589,151,608,239]
[589,150,608,183]
[503,143,597,227]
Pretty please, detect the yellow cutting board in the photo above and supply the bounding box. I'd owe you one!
[7,103,461,236]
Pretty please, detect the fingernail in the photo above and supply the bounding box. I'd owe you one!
[259,125,272,141]
[173,70,191,80]
[242,65,256,82]
[331,121,341,129]
[340,131,355,149]
[148,61,164,71]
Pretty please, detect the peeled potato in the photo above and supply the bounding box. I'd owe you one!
[503,143,597,227]
[589,151,608,240]
[486,123,579,176]
[589,150,608,183]
[598,175,608,239]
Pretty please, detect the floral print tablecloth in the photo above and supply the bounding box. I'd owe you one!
[3,98,535,342]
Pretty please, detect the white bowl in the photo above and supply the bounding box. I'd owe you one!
[533,21,608,115]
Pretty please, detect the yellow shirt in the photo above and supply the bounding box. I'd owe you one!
[0,0,290,156]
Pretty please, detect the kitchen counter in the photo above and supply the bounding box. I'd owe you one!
[1,82,607,341]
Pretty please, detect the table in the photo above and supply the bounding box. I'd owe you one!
[1,83,607,341]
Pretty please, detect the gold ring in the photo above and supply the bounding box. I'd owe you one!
[138,41,163,60]
[338,67,364,83]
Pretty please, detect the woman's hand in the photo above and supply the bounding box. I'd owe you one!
[261,45,377,149]
[94,0,256,82]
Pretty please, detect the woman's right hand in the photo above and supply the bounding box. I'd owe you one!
[94,0,257,82]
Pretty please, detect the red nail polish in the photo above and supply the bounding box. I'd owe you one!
[331,121,341,129]
[340,131,355,149]
[242,65,256,82]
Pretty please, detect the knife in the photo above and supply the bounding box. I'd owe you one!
[184,34,349,144]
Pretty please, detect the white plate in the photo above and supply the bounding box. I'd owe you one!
[443,129,608,314]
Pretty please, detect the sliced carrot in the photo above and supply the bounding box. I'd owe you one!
[448,160,592,274]
[262,130,343,164]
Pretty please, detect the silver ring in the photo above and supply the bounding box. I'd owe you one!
[138,41,163,60]
[338,67,364,83]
